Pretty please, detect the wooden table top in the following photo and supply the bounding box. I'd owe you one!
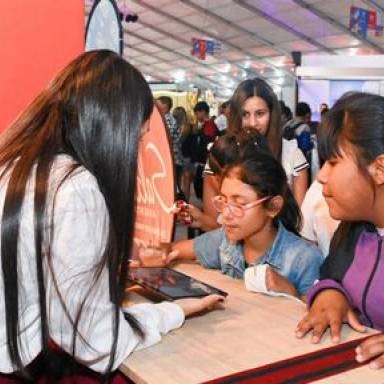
[120,263,383,384]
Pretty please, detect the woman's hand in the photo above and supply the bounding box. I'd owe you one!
[356,334,384,369]
[175,294,225,317]
[266,267,298,297]
[130,245,179,267]
[295,289,366,343]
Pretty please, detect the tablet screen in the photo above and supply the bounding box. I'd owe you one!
[127,267,228,300]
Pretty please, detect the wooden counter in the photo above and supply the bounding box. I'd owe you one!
[120,263,382,384]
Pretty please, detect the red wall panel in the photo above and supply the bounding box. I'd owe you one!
[0,0,84,132]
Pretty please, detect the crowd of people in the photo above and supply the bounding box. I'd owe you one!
[0,50,383,382]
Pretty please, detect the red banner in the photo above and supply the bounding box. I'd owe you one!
[0,0,84,133]
[368,10,377,30]
[134,106,175,247]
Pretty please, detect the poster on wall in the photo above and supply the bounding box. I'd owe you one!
[134,106,176,247]
[85,0,123,55]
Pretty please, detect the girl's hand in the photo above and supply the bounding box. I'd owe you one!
[295,289,366,343]
[173,202,203,228]
[130,245,179,267]
[184,204,204,228]
[175,294,225,317]
[356,334,384,369]
[266,267,298,297]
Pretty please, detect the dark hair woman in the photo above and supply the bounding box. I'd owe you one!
[0,50,223,381]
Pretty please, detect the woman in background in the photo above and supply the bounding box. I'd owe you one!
[173,106,194,201]
[227,78,308,205]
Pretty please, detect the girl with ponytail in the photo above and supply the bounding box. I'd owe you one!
[141,149,322,300]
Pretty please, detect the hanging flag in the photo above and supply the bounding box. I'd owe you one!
[206,39,222,55]
[191,38,207,59]
[191,38,221,60]
[375,11,383,36]
[350,6,369,38]
[368,10,377,29]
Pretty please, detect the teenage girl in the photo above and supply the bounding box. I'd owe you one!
[228,79,309,203]
[175,131,269,232]
[145,149,322,299]
[202,79,309,230]
[295,92,384,369]
[0,50,223,381]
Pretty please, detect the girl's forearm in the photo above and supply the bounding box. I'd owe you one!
[171,239,196,261]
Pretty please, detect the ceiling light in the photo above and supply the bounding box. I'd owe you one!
[173,69,186,83]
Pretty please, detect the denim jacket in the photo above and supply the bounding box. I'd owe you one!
[193,222,323,295]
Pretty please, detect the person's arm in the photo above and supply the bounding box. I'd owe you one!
[265,267,298,297]
[47,170,223,372]
[136,229,223,269]
[289,142,309,206]
[244,265,298,298]
[291,244,323,297]
[292,168,308,206]
[300,182,317,243]
[202,174,221,225]
[171,239,196,260]
[167,229,224,269]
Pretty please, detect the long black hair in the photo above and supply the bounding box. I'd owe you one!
[0,50,153,376]
[228,78,282,161]
[223,149,302,234]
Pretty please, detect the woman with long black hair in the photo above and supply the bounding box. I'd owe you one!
[0,50,223,381]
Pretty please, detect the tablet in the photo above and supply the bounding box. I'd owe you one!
[127,267,228,300]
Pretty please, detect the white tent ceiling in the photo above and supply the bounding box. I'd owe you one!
[85,0,384,98]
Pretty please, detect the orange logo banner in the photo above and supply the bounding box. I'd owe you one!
[134,106,175,247]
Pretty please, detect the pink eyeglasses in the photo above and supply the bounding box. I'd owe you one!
[211,195,271,218]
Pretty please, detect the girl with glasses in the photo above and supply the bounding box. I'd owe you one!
[146,149,322,300]
[174,131,269,232]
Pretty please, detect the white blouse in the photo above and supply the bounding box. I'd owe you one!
[0,155,184,373]
[300,180,340,257]
[281,138,309,187]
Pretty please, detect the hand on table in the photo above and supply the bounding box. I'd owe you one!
[176,294,226,317]
[295,289,366,344]
[265,267,298,297]
[356,333,384,369]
